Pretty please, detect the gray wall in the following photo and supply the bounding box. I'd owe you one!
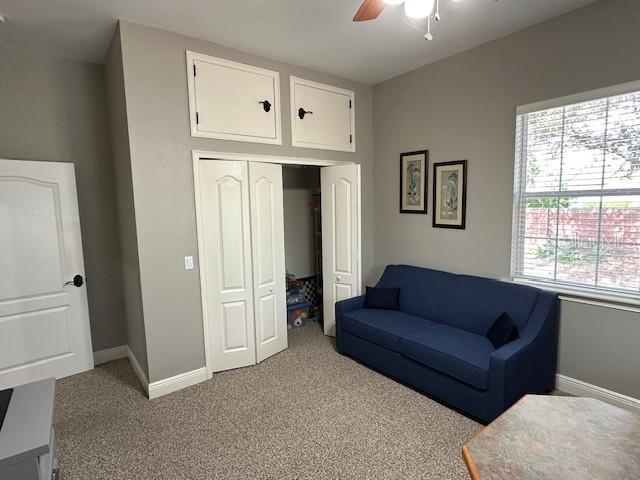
[103,27,149,376]
[118,21,374,382]
[283,188,315,278]
[372,0,640,398]
[559,301,639,397]
[0,45,127,352]
[282,166,320,190]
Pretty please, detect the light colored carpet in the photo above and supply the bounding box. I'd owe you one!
[55,322,481,479]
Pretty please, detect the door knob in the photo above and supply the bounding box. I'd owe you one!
[258,100,272,112]
[269,287,274,292]
[64,274,84,288]
[298,107,313,119]
[336,276,341,282]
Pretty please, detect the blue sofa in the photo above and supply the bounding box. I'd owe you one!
[335,265,559,422]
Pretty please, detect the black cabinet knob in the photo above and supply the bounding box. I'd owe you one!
[298,107,313,120]
[258,100,272,112]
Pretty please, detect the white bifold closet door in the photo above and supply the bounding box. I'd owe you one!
[197,160,287,373]
[248,162,287,363]
[321,164,361,336]
[199,160,257,372]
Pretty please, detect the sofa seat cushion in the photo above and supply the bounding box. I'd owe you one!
[399,325,494,390]
[341,309,433,352]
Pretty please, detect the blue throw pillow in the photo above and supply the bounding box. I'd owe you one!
[365,286,400,310]
[486,312,519,349]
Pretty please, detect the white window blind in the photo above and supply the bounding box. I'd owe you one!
[512,87,640,299]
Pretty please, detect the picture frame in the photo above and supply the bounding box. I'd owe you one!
[399,150,429,214]
[433,160,467,229]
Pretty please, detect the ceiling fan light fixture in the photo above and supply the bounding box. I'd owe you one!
[404,0,435,19]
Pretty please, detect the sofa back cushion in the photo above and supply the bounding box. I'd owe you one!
[376,265,540,335]
[376,265,453,323]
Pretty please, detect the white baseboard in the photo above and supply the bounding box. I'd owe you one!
[556,374,640,414]
[126,346,149,394]
[94,345,206,399]
[95,345,205,399]
[148,367,208,399]
[93,345,128,365]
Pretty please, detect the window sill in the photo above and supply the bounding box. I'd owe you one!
[509,277,640,313]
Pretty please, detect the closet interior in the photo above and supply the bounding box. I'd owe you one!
[282,166,323,332]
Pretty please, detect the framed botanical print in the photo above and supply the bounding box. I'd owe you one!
[433,160,467,229]
[399,150,429,214]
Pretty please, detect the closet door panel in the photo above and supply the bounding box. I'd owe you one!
[253,177,276,286]
[217,175,248,290]
[257,295,277,343]
[198,160,257,372]
[322,164,361,337]
[249,162,288,363]
[221,301,250,350]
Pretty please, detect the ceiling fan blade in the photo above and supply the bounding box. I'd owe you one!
[353,0,385,22]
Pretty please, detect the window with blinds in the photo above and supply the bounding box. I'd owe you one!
[512,87,640,299]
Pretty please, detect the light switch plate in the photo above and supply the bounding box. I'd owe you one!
[184,256,194,270]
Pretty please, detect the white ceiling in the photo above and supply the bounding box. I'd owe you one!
[0,0,596,85]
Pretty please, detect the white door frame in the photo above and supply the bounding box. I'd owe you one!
[193,150,361,378]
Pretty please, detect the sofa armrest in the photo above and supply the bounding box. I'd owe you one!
[336,295,366,315]
[488,291,559,418]
[334,295,365,353]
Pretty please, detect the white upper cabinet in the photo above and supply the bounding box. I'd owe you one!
[290,76,355,153]
[186,51,282,145]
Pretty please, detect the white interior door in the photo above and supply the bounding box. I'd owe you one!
[0,159,93,389]
[321,164,361,336]
[248,162,287,363]
[197,160,256,372]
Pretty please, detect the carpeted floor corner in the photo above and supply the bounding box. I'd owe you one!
[55,322,481,479]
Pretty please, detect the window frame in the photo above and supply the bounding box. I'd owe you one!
[511,80,640,303]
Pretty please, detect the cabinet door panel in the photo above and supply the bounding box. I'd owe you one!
[188,52,281,144]
[291,77,354,152]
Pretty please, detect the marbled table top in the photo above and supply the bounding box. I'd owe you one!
[462,395,640,480]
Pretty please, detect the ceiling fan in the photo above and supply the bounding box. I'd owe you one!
[354,0,442,21]
[353,0,444,39]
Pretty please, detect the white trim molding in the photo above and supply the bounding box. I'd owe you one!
[93,345,128,365]
[148,367,208,400]
[192,150,353,167]
[94,345,206,399]
[508,278,640,314]
[558,294,640,314]
[517,80,640,115]
[127,346,149,394]
[556,374,640,415]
